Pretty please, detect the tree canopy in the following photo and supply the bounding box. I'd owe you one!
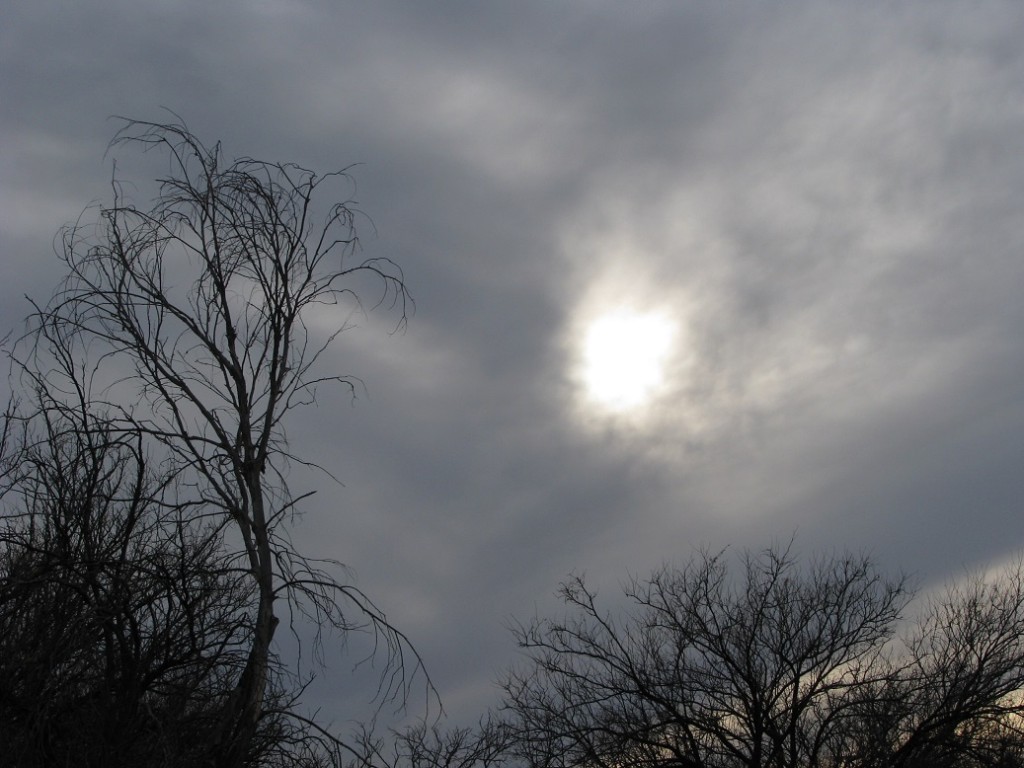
[2,117,419,767]
[502,545,1024,768]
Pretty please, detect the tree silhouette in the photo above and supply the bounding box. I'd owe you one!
[503,545,1024,768]
[7,116,421,767]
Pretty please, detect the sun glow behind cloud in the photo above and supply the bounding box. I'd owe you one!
[579,309,678,414]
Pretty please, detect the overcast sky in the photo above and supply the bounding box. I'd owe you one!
[5,0,1024,728]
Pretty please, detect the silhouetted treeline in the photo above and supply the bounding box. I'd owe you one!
[498,545,1024,768]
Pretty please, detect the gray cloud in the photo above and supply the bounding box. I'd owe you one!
[4,0,1024,726]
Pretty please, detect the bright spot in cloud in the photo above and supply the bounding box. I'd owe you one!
[581,310,677,412]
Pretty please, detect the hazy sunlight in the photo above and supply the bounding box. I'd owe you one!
[581,309,676,412]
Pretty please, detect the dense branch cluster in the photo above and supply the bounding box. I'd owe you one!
[1,119,418,767]
[502,546,1024,768]
[0,409,262,765]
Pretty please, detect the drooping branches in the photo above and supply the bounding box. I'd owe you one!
[11,116,421,767]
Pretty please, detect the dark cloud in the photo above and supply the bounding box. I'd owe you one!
[4,0,1024,725]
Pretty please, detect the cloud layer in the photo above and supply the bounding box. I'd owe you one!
[4,0,1024,724]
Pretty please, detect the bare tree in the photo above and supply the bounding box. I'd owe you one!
[834,562,1024,768]
[14,116,419,767]
[0,403,254,766]
[503,544,910,768]
[0,395,379,767]
[503,545,1024,768]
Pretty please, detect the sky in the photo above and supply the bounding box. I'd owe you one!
[4,0,1024,730]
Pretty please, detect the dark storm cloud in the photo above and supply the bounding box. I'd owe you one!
[5,0,1024,724]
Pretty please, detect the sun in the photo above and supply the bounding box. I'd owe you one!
[580,309,677,412]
